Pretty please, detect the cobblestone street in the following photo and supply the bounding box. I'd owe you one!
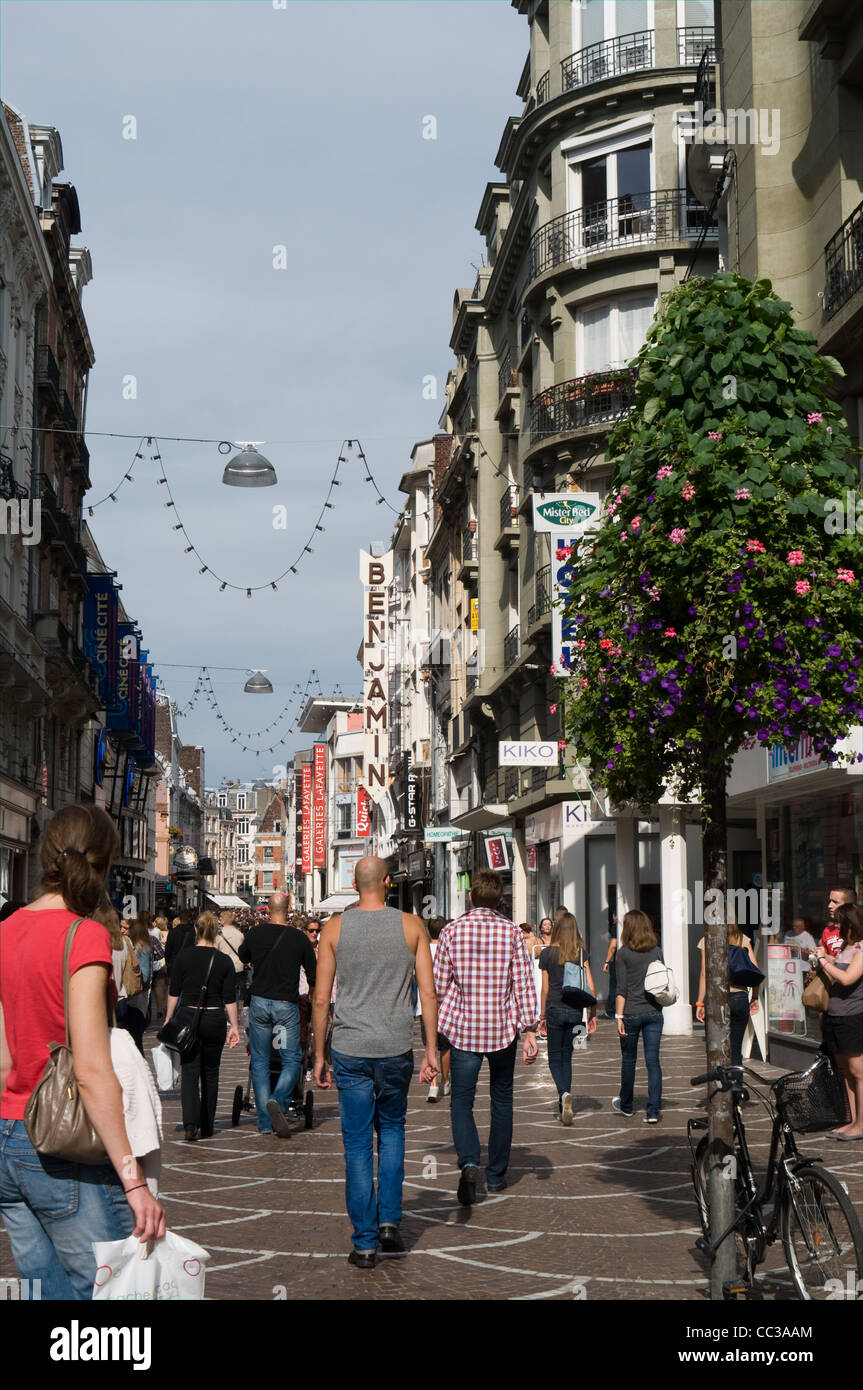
[131,1018,862,1302]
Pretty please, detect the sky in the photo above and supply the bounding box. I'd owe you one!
[2,0,526,785]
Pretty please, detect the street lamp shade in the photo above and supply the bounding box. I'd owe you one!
[222,444,277,488]
[244,670,273,694]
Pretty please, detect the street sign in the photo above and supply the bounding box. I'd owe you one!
[423,826,459,842]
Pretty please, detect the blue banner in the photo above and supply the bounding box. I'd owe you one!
[82,576,118,709]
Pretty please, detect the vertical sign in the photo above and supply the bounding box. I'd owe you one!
[313,743,326,868]
[301,764,312,874]
[359,548,393,803]
[82,575,118,708]
[108,624,138,732]
[294,767,304,875]
[403,752,420,833]
[356,785,371,838]
[533,495,601,676]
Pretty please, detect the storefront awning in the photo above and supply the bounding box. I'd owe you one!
[451,803,509,832]
[313,891,359,915]
[204,893,249,910]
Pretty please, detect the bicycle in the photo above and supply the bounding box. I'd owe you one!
[687,1054,863,1300]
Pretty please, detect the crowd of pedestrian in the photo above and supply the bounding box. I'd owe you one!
[0,800,859,1294]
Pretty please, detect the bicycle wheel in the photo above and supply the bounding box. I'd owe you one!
[692,1136,711,1238]
[781,1164,863,1300]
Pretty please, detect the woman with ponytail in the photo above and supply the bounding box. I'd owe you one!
[0,803,165,1299]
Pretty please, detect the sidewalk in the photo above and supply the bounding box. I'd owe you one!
[136,1016,862,1301]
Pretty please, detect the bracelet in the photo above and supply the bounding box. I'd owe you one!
[615,1013,624,1019]
[123,1182,148,1195]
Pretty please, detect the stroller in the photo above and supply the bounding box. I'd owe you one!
[231,999,315,1130]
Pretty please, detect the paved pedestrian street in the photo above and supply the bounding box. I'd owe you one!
[113,1019,862,1302]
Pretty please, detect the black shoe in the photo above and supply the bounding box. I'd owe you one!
[457,1164,479,1206]
[486,1178,508,1193]
[184,1125,199,1143]
[378,1223,405,1253]
[266,1100,291,1138]
[199,1129,214,1139]
[348,1248,376,1269]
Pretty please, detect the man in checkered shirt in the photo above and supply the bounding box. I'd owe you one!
[433,869,539,1205]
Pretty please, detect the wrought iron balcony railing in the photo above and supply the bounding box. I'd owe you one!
[536,70,550,105]
[528,189,718,281]
[562,30,654,93]
[499,484,519,533]
[503,624,520,670]
[520,311,533,351]
[677,26,716,65]
[824,203,862,319]
[461,526,478,565]
[0,455,28,502]
[529,371,636,444]
[498,350,514,399]
[535,564,551,617]
[694,45,715,114]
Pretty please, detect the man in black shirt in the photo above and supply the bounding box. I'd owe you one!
[165,909,196,972]
[239,892,317,1136]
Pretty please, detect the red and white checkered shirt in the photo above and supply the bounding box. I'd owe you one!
[433,907,539,1053]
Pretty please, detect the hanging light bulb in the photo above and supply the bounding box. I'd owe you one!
[222,443,277,488]
[243,670,274,695]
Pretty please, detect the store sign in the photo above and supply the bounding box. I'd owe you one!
[499,740,559,766]
[301,764,312,874]
[767,944,806,1023]
[338,850,363,890]
[360,549,394,803]
[768,734,827,782]
[408,850,426,879]
[107,624,139,735]
[356,785,371,838]
[313,743,326,868]
[532,494,601,532]
[403,753,420,833]
[470,598,479,631]
[484,835,510,871]
[82,575,118,708]
[424,826,458,842]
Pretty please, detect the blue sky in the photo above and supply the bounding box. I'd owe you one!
[2,0,526,784]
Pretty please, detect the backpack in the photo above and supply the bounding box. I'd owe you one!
[136,947,152,988]
[644,957,678,1007]
[728,943,764,988]
[121,939,144,996]
[561,951,596,1009]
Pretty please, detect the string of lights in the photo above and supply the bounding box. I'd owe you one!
[85,437,147,513]
[167,667,347,756]
[350,438,401,515]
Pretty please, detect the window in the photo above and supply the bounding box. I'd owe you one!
[237,845,249,864]
[577,293,656,374]
[236,818,249,835]
[236,794,246,811]
[274,820,281,832]
[261,871,274,891]
[218,793,227,808]
[263,845,274,861]
[336,802,353,837]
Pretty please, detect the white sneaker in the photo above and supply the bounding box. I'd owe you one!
[561,1093,574,1127]
[427,1085,440,1103]
[441,1080,451,1097]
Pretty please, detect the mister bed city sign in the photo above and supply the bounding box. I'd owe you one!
[532,494,601,532]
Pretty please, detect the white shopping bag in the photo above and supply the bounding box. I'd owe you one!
[92,1231,210,1300]
[150,1042,180,1091]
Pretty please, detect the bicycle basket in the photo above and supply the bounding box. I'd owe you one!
[774,1054,851,1134]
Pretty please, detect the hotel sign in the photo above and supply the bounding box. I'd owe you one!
[532,494,601,532]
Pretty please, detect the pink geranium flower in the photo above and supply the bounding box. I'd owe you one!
[837,569,855,584]
[746,539,765,553]
[657,465,673,480]
[630,516,642,532]
[664,627,677,637]
[806,412,823,424]
[786,550,805,566]
[670,528,687,544]
[735,488,750,500]
[549,703,557,715]
[708,431,723,440]
[795,580,810,595]
[682,483,695,501]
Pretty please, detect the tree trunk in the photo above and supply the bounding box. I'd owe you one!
[702,753,735,1299]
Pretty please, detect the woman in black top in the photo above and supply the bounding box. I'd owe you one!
[165,911,240,1141]
[539,912,597,1125]
[614,910,664,1123]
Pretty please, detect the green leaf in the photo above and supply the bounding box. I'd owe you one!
[819,355,845,378]
[643,397,661,424]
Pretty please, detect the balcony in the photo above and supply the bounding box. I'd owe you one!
[536,70,549,105]
[528,189,718,282]
[561,30,654,94]
[495,485,520,553]
[694,44,715,115]
[677,25,716,65]
[61,393,78,433]
[0,455,28,502]
[457,525,479,583]
[529,370,636,445]
[36,345,62,413]
[498,350,514,400]
[528,564,551,629]
[37,473,89,581]
[520,311,533,352]
[72,437,90,485]
[503,624,520,670]
[32,610,99,703]
[823,203,862,319]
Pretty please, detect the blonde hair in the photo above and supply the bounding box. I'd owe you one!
[195,911,219,944]
[549,911,585,966]
[621,910,658,953]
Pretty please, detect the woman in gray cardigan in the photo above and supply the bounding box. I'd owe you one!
[613,909,664,1123]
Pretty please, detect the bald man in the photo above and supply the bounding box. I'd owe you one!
[239,892,317,1136]
[313,855,438,1268]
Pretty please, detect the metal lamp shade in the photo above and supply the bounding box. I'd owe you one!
[222,444,277,488]
[243,671,273,694]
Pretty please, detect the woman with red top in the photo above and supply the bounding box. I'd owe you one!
[0,804,165,1299]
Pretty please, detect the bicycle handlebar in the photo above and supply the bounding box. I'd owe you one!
[690,1069,722,1086]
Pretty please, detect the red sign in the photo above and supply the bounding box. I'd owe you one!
[313,743,326,868]
[301,765,312,874]
[356,785,371,838]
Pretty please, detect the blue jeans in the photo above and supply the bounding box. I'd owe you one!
[730,990,750,1070]
[0,1119,134,1300]
[249,996,301,1132]
[450,1038,517,1187]
[546,1004,585,1102]
[618,1011,663,1118]
[331,1049,414,1251]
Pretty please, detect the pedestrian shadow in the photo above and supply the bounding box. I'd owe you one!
[570,1095,603,1117]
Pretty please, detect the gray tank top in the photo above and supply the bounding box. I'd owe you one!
[331,906,415,1058]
